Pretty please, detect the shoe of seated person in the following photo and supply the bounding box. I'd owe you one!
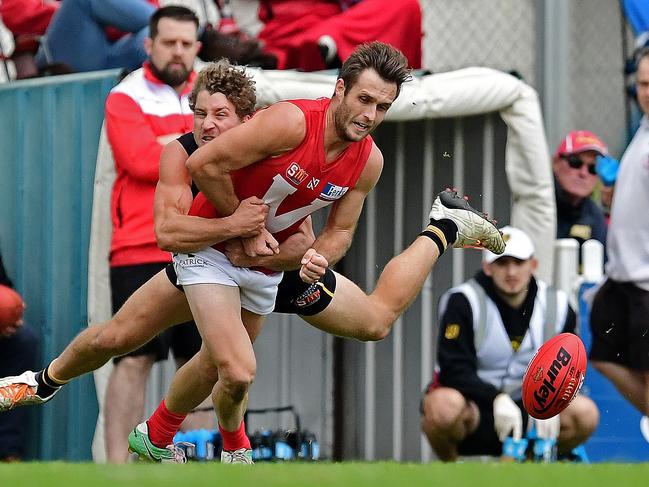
[128,422,188,463]
[558,445,589,463]
[429,188,506,255]
[221,448,254,464]
[0,371,58,412]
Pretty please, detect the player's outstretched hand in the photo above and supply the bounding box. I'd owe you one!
[231,196,269,238]
[242,228,279,257]
[299,248,328,283]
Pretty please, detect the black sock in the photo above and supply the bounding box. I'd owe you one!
[35,364,64,398]
[419,218,458,255]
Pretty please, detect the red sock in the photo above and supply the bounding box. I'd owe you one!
[219,420,251,451]
[147,400,187,448]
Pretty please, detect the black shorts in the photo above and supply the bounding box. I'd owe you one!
[589,278,649,370]
[458,398,529,456]
[111,263,201,364]
[421,378,529,457]
[165,264,337,316]
[273,268,336,316]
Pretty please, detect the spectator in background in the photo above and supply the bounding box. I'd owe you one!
[197,0,278,69]
[553,130,608,248]
[0,0,61,78]
[589,48,649,418]
[421,227,598,461]
[0,0,58,36]
[0,0,273,77]
[102,5,207,463]
[33,0,158,73]
[0,249,38,462]
[255,0,422,71]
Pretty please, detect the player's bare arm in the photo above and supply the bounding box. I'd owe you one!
[308,143,384,266]
[185,102,307,216]
[225,217,317,271]
[154,140,268,253]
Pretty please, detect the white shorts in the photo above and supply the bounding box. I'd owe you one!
[172,247,283,315]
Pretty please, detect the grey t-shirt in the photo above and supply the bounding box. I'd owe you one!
[606,116,649,290]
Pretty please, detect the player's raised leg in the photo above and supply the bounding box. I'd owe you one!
[303,189,504,340]
[0,271,192,412]
[303,236,440,340]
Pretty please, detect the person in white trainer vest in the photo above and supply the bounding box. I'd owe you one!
[421,226,599,461]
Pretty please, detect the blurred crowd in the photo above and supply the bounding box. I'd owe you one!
[0,0,422,79]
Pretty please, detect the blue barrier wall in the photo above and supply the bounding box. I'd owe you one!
[579,282,649,462]
[0,70,120,460]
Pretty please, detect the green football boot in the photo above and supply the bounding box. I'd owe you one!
[128,422,188,463]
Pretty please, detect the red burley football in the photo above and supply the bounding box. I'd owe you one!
[522,332,587,420]
[0,284,24,329]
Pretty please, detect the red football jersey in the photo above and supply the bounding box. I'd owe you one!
[189,98,373,245]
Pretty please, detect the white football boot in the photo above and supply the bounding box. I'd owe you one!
[429,189,506,255]
[221,448,254,464]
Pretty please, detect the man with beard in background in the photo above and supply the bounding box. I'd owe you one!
[101,5,208,463]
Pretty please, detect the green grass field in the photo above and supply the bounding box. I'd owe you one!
[1,462,648,487]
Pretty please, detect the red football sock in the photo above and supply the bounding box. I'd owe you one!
[147,400,187,448]
[219,420,251,451]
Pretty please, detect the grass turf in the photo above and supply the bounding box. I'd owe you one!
[1,462,648,487]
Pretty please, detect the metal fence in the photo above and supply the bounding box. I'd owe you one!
[420,0,629,156]
[421,0,537,84]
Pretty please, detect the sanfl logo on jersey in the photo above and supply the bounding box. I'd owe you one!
[320,182,349,201]
[286,162,308,185]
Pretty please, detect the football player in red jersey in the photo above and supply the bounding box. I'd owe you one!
[157,41,411,463]
[151,41,502,463]
[0,47,504,463]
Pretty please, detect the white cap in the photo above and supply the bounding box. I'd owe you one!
[483,226,535,264]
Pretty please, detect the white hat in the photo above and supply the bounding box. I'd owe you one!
[483,226,535,264]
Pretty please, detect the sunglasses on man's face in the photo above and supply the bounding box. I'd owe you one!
[563,155,598,175]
